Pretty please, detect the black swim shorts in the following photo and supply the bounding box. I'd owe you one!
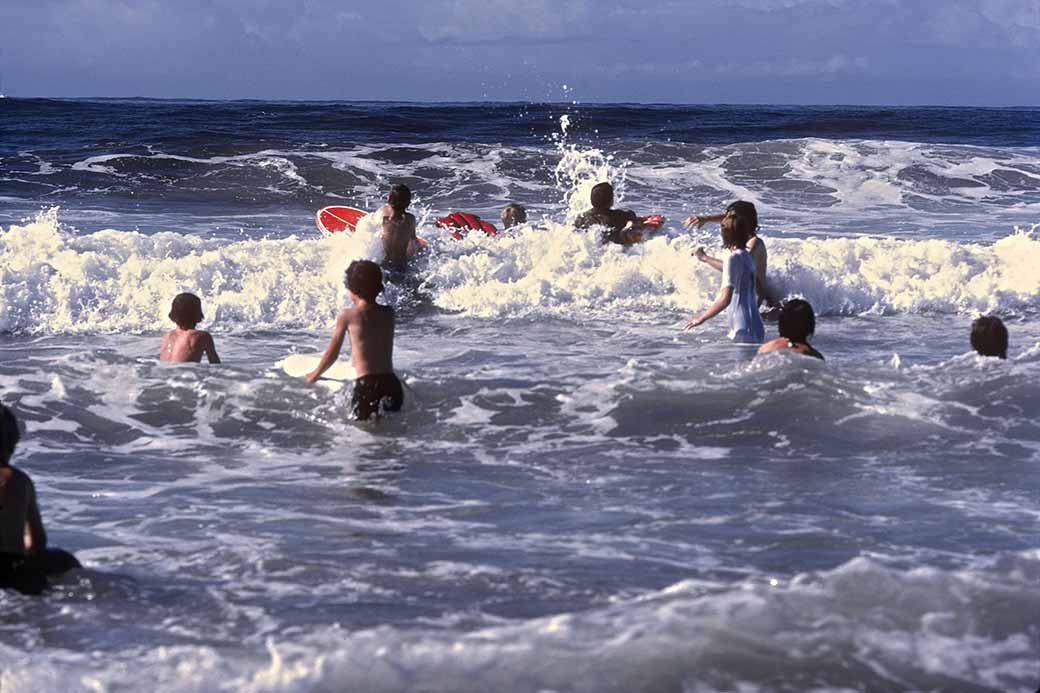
[351,373,404,421]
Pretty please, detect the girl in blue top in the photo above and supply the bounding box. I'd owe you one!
[684,214,765,344]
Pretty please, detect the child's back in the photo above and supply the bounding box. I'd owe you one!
[161,328,218,363]
[159,293,220,363]
[346,302,395,377]
[305,260,404,421]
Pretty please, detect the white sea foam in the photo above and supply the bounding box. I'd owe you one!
[2,210,1039,334]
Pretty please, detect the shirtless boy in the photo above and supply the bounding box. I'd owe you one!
[574,182,647,245]
[686,201,775,306]
[758,299,824,360]
[305,260,403,420]
[0,404,80,595]
[160,293,220,363]
[376,184,418,271]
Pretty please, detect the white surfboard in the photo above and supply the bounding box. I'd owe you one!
[277,353,357,392]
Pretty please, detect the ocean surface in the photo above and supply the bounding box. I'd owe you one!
[2,99,1040,691]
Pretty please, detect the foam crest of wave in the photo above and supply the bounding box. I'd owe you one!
[0,209,383,334]
[429,222,1040,318]
[3,210,1039,334]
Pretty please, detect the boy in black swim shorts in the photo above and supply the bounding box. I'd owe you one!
[305,260,404,420]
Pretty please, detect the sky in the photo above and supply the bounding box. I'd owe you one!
[1,0,1039,105]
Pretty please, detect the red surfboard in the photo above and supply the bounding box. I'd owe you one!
[316,205,428,250]
[436,212,498,240]
[316,206,367,234]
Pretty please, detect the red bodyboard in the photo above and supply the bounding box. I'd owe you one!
[618,215,665,245]
[437,212,498,240]
[316,206,367,234]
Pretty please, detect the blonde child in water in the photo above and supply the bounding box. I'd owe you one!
[160,293,220,363]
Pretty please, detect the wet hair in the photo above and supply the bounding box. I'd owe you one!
[590,182,614,211]
[387,184,411,218]
[726,201,758,233]
[345,260,384,301]
[169,293,204,329]
[720,213,754,249]
[500,203,527,229]
[0,404,20,464]
[971,315,1008,359]
[778,299,816,343]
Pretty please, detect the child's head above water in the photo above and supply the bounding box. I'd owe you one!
[0,403,20,466]
[778,299,816,343]
[169,293,204,330]
[387,184,411,216]
[725,201,758,234]
[720,213,754,249]
[971,315,1008,359]
[501,203,527,229]
[345,260,384,302]
[590,182,614,211]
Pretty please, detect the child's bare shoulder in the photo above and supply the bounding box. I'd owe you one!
[757,337,789,354]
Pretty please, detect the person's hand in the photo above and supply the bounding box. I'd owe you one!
[683,215,707,230]
[683,316,702,331]
[693,246,707,262]
[304,370,319,384]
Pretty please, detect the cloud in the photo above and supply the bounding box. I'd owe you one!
[0,0,1036,103]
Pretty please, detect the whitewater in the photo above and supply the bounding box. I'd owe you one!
[1,99,1040,692]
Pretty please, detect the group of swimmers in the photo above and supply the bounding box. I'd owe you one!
[0,183,1014,595]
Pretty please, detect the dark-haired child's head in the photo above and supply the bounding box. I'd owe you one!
[971,315,1008,359]
[169,293,204,330]
[345,260,384,301]
[720,213,754,249]
[726,201,758,234]
[387,184,411,215]
[501,203,527,229]
[590,182,614,211]
[0,403,20,465]
[778,299,816,343]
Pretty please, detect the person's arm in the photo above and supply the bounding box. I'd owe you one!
[407,216,419,256]
[305,311,350,383]
[693,247,724,272]
[25,478,46,554]
[747,238,777,306]
[684,286,733,330]
[203,334,221,364]
[683,213,726,230]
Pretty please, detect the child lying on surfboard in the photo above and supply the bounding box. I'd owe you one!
[305,260,404,421]
[376,184,419,272]
[160,293,220,364]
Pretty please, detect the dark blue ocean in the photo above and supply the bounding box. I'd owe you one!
[2,99,1040,691]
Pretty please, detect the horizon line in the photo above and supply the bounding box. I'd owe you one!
[2,95,1039,110]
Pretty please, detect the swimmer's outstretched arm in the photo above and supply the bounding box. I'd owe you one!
[693,247,724,272]
[684,286,732,330]
[305,310,350,383]
[683,213,726,230]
